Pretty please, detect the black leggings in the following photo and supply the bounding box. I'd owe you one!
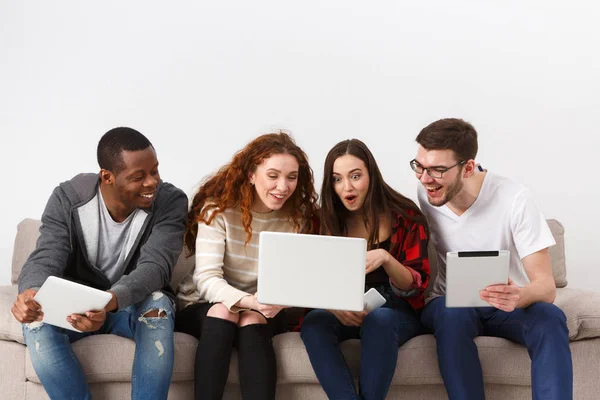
[175,303,285,400]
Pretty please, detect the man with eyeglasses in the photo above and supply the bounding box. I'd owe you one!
[410,118,572,400]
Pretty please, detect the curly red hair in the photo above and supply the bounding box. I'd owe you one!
[185,132,318,255]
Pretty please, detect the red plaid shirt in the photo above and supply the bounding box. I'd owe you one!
[387,209,430,311]
[292,209,430,330]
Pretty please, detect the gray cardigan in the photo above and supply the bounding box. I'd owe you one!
[18,173,188,309]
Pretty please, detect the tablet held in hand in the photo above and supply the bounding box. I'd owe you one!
[33,276,112,332]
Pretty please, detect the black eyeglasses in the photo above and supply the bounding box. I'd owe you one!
[409,159,466,178]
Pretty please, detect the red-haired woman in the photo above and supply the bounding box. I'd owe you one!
[176,132,318,400]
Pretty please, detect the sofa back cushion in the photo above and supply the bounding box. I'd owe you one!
[425,219,567,298]
[546,219,568,287]
[11,219,41,285]
[11,219,194,290]
[11,218,568,290]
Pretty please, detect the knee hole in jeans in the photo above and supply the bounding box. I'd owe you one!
[142,309,167,318]
[137,308,170,331]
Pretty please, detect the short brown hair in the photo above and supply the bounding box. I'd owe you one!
[416,118,478,161]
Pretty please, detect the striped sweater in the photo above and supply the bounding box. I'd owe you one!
[177,205,299,312]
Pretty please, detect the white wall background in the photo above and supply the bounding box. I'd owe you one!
[1,1,598,291]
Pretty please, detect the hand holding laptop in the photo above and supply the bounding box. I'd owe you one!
[328,289,387,326]
[329,309,367,327]
[251,293,289,318]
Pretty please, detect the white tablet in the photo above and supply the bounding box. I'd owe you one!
[445,250,510,308]
[33,276,112,332]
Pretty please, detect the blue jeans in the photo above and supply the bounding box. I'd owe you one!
[421,296,572,400]
[301,285,422,400]
[23,291,175,400]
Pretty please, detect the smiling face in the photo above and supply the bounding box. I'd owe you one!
[414,145,465,207]
[102,147,160,218]
[249,153,299,213]
[332,154,370,213]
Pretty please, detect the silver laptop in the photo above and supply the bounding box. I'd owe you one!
[257,232,367,311]
[445,250,510,308]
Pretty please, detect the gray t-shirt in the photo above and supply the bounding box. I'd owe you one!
[97,190,143,284]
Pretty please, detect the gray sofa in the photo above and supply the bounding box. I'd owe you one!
[1,218,599,399]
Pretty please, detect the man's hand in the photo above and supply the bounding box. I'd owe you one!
[365,249,390,274]
[330,309,367,327]
[11,289,43,323]
[67,310,106,332]
[480,278,521,312]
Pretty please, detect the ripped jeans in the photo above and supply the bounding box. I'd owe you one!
[22,291,175,400]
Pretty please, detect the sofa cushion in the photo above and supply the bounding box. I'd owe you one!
[25,332,198,384]
[0,341,26,399]
[270,333,534,386]
[554,287,600,341]
[275,333,532,386]
[22,331,534,387]
[0,285,25,344]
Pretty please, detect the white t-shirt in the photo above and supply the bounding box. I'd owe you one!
[418,171,555,299]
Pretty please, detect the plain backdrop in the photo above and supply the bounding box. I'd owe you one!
[1,1,598,291]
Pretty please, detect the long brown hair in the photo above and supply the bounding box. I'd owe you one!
[320,139,428,248]
[185,132,318,255]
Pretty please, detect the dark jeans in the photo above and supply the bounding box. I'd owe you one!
[421,296,573,400]
[300,285,422,400]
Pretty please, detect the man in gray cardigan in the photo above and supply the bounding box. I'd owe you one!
[11,127,188,400]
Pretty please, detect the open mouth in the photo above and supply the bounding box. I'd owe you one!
[270,193,286,200]
[425,185,442,196]
[344,194,357,204]
[139,192,155,200]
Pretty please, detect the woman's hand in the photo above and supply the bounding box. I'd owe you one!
[329,309,367,327]
[251,294,288,318]
[365,248,391,274]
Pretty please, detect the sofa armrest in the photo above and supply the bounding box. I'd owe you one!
[0,285,25,344]
[554,287,600,341]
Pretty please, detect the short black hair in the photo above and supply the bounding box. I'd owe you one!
[97,127,153,174]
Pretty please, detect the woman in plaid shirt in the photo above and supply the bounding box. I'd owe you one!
[301,139,430,400]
